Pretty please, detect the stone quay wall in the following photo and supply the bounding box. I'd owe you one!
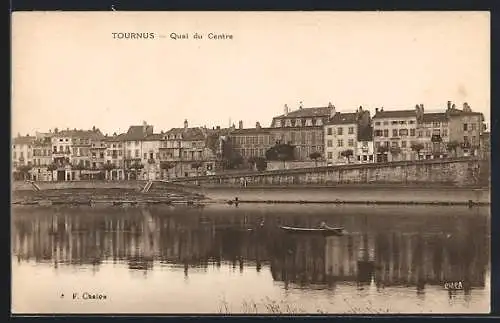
[169,157,487,188]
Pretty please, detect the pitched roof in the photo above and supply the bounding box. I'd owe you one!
[54,129,104,139]
[103,134,126,142]
[165,127,205,141]
[422,113,448,123]
[373,109,416,119]
[275,107,331,119]
[143,133,164,141]
[326,112,358,125]
[447,107,484,117]
[13,136,36,145]
[121,125,154,141]
[230,128,272,135]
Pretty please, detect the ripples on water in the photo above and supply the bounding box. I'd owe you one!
[11,204,490,314]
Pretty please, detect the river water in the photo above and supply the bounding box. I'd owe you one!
[11,204,490,314]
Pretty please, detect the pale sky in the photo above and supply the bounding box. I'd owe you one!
[11,11,490,137]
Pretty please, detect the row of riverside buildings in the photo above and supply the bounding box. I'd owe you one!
[12,100,489,181]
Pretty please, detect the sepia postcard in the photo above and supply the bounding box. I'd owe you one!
[11,11,491,315]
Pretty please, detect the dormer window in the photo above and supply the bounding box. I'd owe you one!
[305,119,313,126]
[285,119,292,127]
[274,120,282,128]
[315,119,323,126]
[295,119,302,127]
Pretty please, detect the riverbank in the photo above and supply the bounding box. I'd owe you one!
[10,183,490,206]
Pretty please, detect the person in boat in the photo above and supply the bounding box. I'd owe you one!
[319,221,327,229]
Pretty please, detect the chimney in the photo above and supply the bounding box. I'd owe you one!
[329,103,336,119]
[184,119,188,129]
[447,101,452,110]
[238,120,243,129]
[299,101,303,109]
[420,104,424,113]
[463,102,471,112]
[284,104,289,116]
[256,121,261,129]
[452,103,456,109]
[216,126,220,130]
[375,108,379,113]
[54,128,58,134]
[358,106,363,112]
[92,125,96,131]
[49,129,52,133]
[380,107,384,112]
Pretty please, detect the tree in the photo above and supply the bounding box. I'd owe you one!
[309,151,322,167]
[340,149,354,163]
[266,143,296,168]
[446,141,460,157]
[17,165,32,180]
[160,161,176,179]
[254,157,267,172]
[410,142,424,160]
[221,139,244,169]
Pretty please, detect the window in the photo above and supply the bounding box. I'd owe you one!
[375,142,380,148]
[337,140,344,147]
[391,142,399,148]
[327,140,333,147]
[410,129,416,136]
[144,153,147,159]
[399,129,409,136]
[118,150,123,156]
[401,141,407,148]
[463,136,468,143]
[327,127,332,135]
[357,156,361,161]
[135,149,139,158]
[337,127,343,135]
[463,124,468,131]
[443,129,448,136]
[348,127,354,134]
[417,130,423,137]
[425,130,431,137]
[369,155,373,161]
[383,121,389,125]
[400,121,407,125]
[392,129,398,137]
[107,151,110,156]
[375,130,383,137]
[432,129,441,136]
[375,122,381,126]
[391,121,398,125]
[59,139,63,142]
[472,123,477,131]
[327,152,333,159]
[472,136,476,146]
[383,130,389,137]
[409,120,416,124]
[363,155,368,161]
[348,139,354,147]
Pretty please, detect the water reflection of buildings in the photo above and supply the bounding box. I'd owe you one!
[12,207,489,290]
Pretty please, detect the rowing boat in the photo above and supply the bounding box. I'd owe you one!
[279,225,344,236]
